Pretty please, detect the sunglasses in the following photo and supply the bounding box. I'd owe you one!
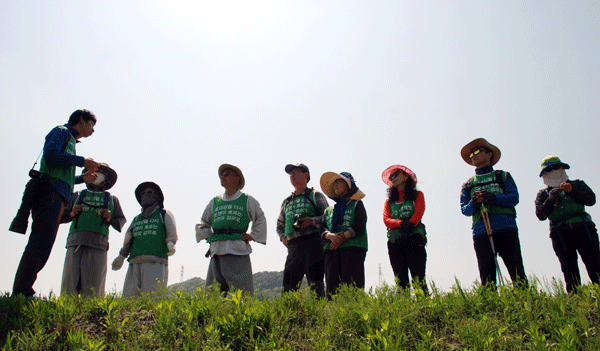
[389,170,403,180]
[544,164,563,172]
[469,148,488,158]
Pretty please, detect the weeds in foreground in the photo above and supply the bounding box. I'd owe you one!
[1,279,599,350]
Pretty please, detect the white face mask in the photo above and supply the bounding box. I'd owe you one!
[93,173,106,186]
[542,168,568,188]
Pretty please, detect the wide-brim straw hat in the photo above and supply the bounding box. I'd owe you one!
[539,155,570,177]
[218,164,245,190]
[460,138,501,166]
[135,181,164,208]
[97,163,117,190]
[320,171,365,200]
[381,165,417,187]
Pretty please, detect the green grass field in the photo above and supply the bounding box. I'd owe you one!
[2,278,599,350]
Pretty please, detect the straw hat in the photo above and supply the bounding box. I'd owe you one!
[381,165,417,187]
[460,138,501,166]
[218,164,245,190]
[320,171,365,200]
[135,181,164,208]
[539,156,570,177]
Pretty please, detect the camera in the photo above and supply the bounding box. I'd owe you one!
[293,214,306,230]
[8,170,51,234]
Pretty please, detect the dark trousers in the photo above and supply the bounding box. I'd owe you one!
[282,234,325,297]
[13,187,65,296]
[324,247,366,298]
[551,223,600,293]
[473,229,528,287]
[387,235,428,293]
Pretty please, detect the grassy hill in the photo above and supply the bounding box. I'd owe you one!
[2,279,599,350]
[168,271,307,301]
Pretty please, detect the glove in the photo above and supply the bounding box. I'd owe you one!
[167,242,176,256]
[400,220,416,233]
[479,190,496,204]
[547,188,562,203]
[111,255,126,271]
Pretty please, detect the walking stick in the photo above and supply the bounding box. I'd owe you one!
[481,204,505,286]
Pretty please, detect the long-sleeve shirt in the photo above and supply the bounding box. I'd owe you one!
[196,190,267,256]
[119,207,178,265]
[535,179,596,224]
[323,200,368,239]
[460,166,519,237]
[61,191,127,251]
[383,191,425,229]
[42,124,86,199]
[276,188,329,241]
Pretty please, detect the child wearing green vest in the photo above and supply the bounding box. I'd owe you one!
[60,163,126,296]
[319,171,367,299]
[112,182,177,297]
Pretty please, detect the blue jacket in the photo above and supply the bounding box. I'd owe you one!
[43,124,85,200]
[460,166,519,237]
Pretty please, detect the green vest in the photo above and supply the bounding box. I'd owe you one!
[323,200,368,251]
[548,190,588,227]
[207,194,250,243]
[284,190,319,236]
[68,190,114,237]
[387,199,425,241]
[469,171,516,226]
[129,209,168,261]
[40,126,77,190]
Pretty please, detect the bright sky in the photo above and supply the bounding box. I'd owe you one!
[1,1,599,296]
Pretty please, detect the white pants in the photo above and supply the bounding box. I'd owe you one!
[123,262,168,298]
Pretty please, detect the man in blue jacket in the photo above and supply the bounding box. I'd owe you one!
[12,109,99,297]
[460,138,528,288]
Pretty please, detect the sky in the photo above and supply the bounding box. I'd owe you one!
[1,1,599,296]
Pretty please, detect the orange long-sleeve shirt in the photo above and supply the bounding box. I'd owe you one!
[383,191,425,229]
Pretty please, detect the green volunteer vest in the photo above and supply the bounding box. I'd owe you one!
[387,199,425,241]
[40,126,77,190]
[469,171,516,226]
[207,194,251,243]
[128,209,168,261]
[68,190,114,237]
[548,191,588,227]
[323,200,368,251]
[284,190,319,236]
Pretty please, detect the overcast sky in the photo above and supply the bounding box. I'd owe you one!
[1,1,599,296]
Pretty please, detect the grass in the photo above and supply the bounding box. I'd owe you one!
[1,278,599,350]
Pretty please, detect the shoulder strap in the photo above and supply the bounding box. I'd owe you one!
[495,170,506,192]
[103,191,111,209]
[77,189,88,205]
[303,188,318,211]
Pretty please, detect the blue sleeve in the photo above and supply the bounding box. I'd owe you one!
[494,172,519,207]
[460,182,477,217]
[42,127,84,167]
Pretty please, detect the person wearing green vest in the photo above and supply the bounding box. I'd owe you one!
[382,165,428,294]
[277,163,329,297]
[196,164,267,295]
[111,182,178,297]
[460,138,528,288]
[319,171,367,298]
[60,163,126,296]
[12,109,99,297]
[535,156,600,293]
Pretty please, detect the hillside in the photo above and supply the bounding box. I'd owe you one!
[167,271,307,300]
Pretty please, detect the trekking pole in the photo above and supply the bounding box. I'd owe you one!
[481,204,505,286]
